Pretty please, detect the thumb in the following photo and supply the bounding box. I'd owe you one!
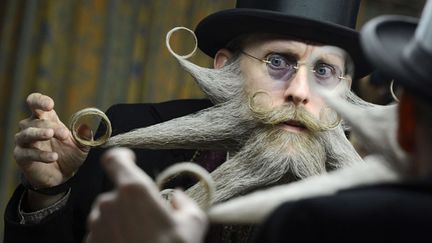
[172,189,208,229]
[101,148,151,186]
[77,123,93,141]
[65,123,93,150]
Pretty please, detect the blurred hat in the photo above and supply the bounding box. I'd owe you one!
[195,0,371,79]
[361,0,432,101]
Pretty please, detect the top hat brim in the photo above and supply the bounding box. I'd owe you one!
[195,9,371,80]
[361,15,432,101]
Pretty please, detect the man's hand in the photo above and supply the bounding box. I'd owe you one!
[86,148,208,243]
[14,93,90,208]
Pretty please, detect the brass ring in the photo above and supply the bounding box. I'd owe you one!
[69,107,112,147]
[156,162,215,210]
[390,80,400,103]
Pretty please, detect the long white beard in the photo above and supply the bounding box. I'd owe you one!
[104,44,363,206]
[186,125,328,206]
[104,58,254,151]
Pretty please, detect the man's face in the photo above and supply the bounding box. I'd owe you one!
[239,38,349,133]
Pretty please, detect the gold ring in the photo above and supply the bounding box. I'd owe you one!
[69,107,112,147]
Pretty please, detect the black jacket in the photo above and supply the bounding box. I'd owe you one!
[254,177,432,243]
[4,99,212,243]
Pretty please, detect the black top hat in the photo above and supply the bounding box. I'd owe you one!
[195,0,371,79]
[361,0,432,102]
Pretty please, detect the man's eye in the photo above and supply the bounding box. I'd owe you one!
[267,54,289,69]
[314,63,335,78]
[266,53,297,81]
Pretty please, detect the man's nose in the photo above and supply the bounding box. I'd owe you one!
[283,67,311,105]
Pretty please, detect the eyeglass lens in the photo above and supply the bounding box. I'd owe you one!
[265,53,343,87]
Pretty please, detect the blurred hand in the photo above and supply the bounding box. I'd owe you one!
[86,148,208,243]
[14,93,90,189]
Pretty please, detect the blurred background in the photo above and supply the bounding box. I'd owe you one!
[0,0,426,239]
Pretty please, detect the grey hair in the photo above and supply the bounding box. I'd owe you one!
[106,28,368,206]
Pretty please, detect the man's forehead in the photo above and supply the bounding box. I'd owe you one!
[243,34,347,59]
[259,39,344,55]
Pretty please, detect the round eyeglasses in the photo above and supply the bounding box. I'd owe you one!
[241,51,347,87]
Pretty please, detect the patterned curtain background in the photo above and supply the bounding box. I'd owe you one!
[0,0,235,236]
[0,0,425,239]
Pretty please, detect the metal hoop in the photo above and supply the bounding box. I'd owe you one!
[156,162,215,210]
[69,108,112,147]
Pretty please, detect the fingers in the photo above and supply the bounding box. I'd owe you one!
[76,123,93,141]
[86,193,118,243]
[15,127,53,145]
[19,118,55,130]
[18,118,69,143]
[88,149,184,243]
[26,93,55,119]
[16,127,69,147]
[88,192,116,225]
[101,148,153,188]
[171,190,199,211]
[101,148,168,211]
[72,124,94,150]
[14,126,60,165]
[14,146,58,164]
[53,126,70,141]
[171,190,209,243]
[20,93,66,141]
[172,190,207,223]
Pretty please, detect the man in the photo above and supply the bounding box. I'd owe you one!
[4,0,369,242]
[84,1,432,243]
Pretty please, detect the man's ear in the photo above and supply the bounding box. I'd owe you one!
[397,92,416,153]
[214,49,232,69]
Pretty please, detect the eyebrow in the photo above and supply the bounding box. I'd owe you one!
[317,54,345,69]
[262,50,300,62]
[275,52,299,62]
[260,43,345,66]
[261,44,303,59]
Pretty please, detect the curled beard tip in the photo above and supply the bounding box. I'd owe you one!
[166,27,197,59]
